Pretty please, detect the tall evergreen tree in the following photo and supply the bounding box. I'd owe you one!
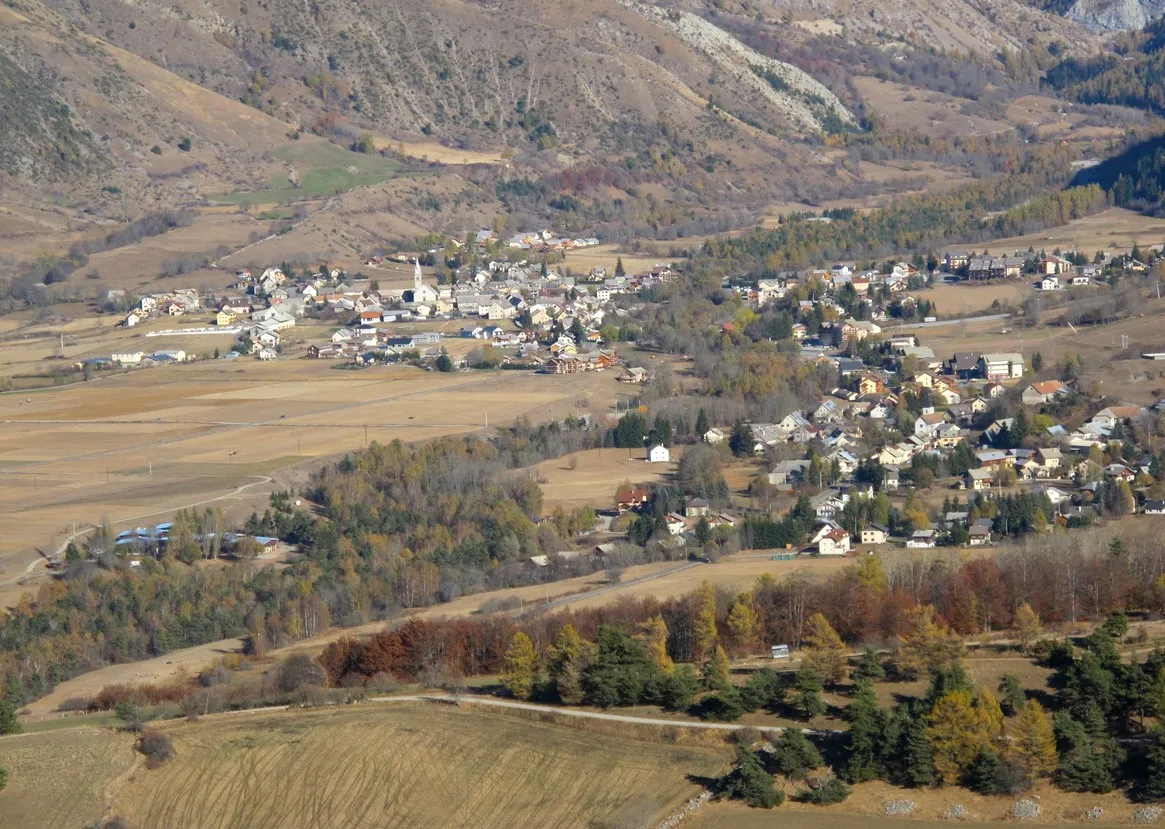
[792,665,827,720]
[841,680,885,783]
[1054,704,1123,794]
[720,746,783,809]
[695,408,710,438]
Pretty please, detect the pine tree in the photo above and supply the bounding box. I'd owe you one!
[704,644,731,691]
[721,746,783,808]
[692,580,718,663]
[999,673,1026,716]
[1010,699,1057,780]
[502,632,537,700]
[1013,602,1043,653]
[770,728,823,780]
[614,257,626,278]
[899,713,937,787]
[547,624,593,704]
[640,615,674,675]
[854,647,886,683]
[1054,704,1122,794]
[0,697,21,735]
[793,665,827,720]
[803,613,847,683]
[1140,727,1165,802]
[841,680,885,783]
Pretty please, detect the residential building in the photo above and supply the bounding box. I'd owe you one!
[647,444,671,464]
[817,528,851,557]
[979,353,1025,381]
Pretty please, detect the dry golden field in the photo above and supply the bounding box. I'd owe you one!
[912,280,1033,316]
[978,208,1165,257]
[111,704,727,829]
[529,446,679,509]
[0,358,627,606]
[0,727,137,829]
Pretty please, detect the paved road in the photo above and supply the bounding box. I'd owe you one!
[369,693,841,735]
[886,312,1011,330]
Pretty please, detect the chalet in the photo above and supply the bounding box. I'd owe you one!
[968,519,993,546]
[619,367,649,384]
[685,499,711,518]
[616,488,650,512]
[906,530,937,548]
[947,352,982,380]
[1104,463,1136,482]
[817,528,852,557]
[1022,380,1066,406]
[860,525,889,545]
[1144,500,1165,515]
[1091,406,1143,430]
[966,468,995,491]
[545,356,587,375]
[703,428,727,445]
[858,374,885,396]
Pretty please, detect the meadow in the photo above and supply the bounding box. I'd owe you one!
[111,704,727,829]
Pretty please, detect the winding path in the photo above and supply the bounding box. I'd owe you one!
[368,693,842,735]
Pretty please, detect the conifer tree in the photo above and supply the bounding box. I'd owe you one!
[695,408,710,438]
[1010,699,1057,780]
[615,256,625,278]
[853,647,886,683]
[770,728,823,780]
[547,624,593,704]
[926,690,992,783]
[841,680,885,783]
[726,592,762,653]
[999,673,1026,716]
[803,612,847,683]
[1140,727,1165,802]
[502,632,537,700]
[793,665,827,720]
[704,644,731,691]
[692,580,718,663]
[0,697,21,736]
[1013,602,1043,653]
[1054,704,1123,794]
[721,746,783,808]
[640,615,674,676]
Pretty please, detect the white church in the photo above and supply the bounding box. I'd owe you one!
[403,258,438,306]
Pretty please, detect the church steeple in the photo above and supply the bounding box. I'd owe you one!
[414,257,423,292]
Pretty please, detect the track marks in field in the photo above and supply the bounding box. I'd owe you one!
[116,704,728,829]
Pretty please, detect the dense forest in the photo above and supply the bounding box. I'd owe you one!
[1045,18,1165,116]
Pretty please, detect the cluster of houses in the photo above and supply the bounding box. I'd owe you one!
[942,249,1106,290]
[304,257,678,371]
[112,522,280,560]
[119,289,202,328]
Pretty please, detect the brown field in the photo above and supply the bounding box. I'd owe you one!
[0,727,137,829]
[851,77,1013,140]
[913,280,1033,316]
[110,703,727,829]
[979,208,1165,257]
[0,358,627,606]
[530,446,679,509]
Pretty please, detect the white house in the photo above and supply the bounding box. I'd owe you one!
[906,529,937,548]
[703,428,727,445]
[817,528,851,556]
[648,444,671,463]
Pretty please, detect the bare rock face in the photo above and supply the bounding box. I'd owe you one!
[1066,0,1165,31]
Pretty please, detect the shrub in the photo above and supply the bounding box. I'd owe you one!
[58,696,95,712]
[137,728,175,769]
[276,654,328,693]
[691,690,744,722]
[0,765,6,792]
[797,777,851,805]
[719,746,784,809]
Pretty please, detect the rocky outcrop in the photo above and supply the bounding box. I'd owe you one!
[1066,0,1165,31]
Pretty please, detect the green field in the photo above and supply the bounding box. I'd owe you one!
[215,141,403,205]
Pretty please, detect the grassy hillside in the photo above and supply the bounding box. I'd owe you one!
[106,703,727,829]
[0,727,136,828]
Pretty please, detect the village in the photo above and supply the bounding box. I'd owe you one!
[64,230,1165,571]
